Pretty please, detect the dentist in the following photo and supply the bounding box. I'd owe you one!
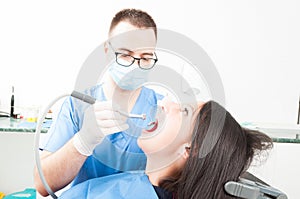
[34,8,162,196]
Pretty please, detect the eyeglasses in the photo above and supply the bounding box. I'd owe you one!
[108,42,158,70]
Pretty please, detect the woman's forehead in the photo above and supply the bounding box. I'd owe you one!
[197,101,206,111]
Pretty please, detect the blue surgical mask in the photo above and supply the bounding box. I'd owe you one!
[108,61,150,90]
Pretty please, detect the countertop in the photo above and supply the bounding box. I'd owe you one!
[241,122,300,144]
[1,117,300,143]
[0,117,50,133]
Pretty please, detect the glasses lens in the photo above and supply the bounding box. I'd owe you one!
[116,54,134,66]
[139,59,156,69]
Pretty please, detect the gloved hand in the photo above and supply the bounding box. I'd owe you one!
[73,101,129,156]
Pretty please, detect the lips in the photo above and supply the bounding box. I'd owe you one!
[145,119,158,133]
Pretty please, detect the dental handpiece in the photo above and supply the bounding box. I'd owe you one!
[71,91,146,120]
[71,91,96,104]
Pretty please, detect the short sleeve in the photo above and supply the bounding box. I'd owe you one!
[40,96,82,152]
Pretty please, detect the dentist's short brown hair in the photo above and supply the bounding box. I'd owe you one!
[109,8,157,39]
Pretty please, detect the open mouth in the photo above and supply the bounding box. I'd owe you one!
[145,119,158,133]
[142,105,166,134]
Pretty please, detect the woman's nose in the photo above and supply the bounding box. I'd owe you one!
[160,97,180,114]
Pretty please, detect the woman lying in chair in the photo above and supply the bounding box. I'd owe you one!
[59,100,273,199]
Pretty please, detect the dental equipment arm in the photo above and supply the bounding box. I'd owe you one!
[35,93,70,199]
[225,172,288,199]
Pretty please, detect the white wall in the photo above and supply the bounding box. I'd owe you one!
[248,143,300,199]
[0,0,299,123]
[0,0,299,198]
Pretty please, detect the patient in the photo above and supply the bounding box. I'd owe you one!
[59,100,273,199]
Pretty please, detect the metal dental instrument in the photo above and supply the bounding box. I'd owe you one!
[71,91,146,120]
[117,110,146,120]
[146,106,189,127]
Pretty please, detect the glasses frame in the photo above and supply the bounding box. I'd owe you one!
[108,42,158,70]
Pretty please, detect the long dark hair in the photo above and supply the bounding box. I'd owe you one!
[160,101,273,199]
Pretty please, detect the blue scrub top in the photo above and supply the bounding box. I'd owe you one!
[59,172,159,199]
[41,84,163,186]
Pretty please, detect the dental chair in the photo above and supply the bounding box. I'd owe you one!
[225,172,288,199]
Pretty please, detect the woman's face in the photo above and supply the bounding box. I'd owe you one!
[138,98,202,155]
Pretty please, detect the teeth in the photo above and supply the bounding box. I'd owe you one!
[145,120,158,132]
[147,121,156,126]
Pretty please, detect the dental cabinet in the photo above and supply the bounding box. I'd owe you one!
[0,117,48,197]
[244,122,300,199]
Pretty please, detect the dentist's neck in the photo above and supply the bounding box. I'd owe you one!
[103,75,142,112]
[103,75,142,100]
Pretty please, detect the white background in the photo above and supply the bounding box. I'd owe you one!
[0,0,299,124]
[0,0,299,198]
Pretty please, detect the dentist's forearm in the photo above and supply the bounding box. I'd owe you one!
[34,138,87,197]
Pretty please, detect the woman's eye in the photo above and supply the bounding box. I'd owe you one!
[183,108,189,116]
[181,106,193,116]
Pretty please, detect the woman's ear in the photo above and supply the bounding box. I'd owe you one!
[182,143,191,159]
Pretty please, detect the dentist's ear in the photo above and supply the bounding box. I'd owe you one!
[104,42,108,53]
